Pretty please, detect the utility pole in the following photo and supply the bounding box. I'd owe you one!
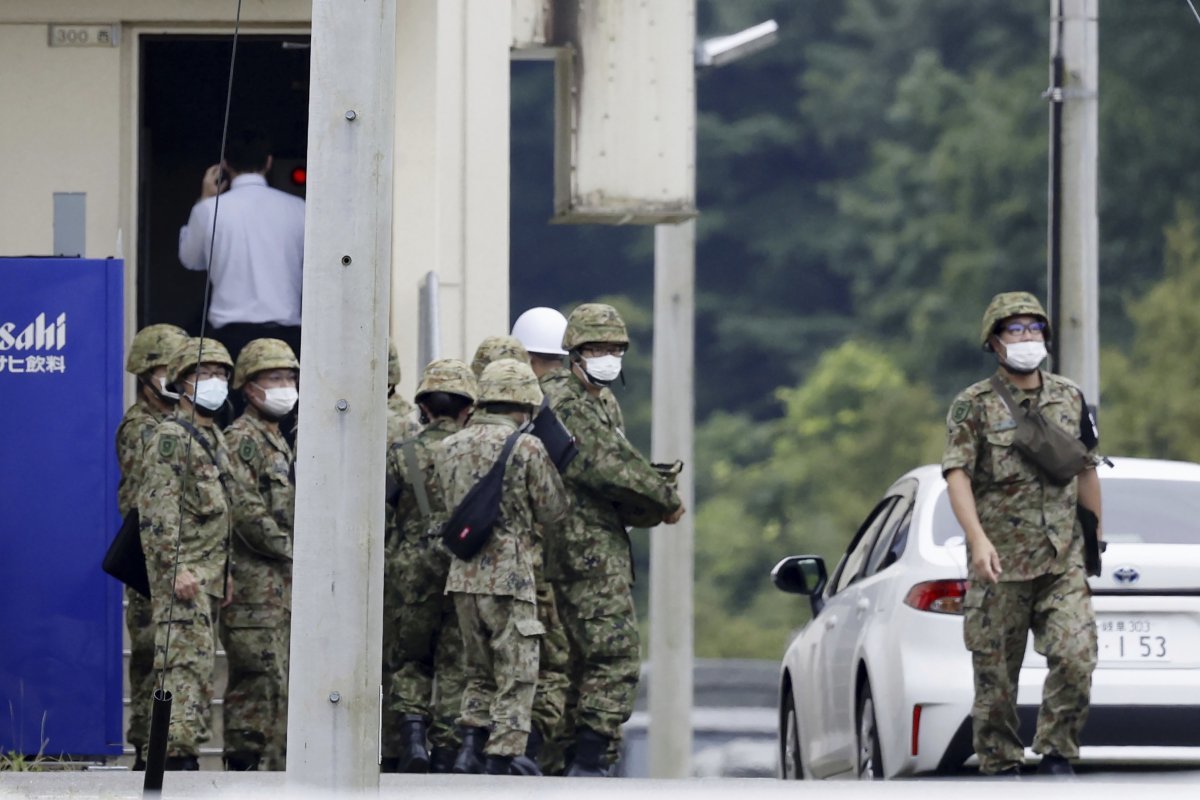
[649,15,778,779]
[650,218,696,779]
[1048,0,1100,402]
[287,0,395,791]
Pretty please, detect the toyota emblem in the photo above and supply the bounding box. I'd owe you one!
[1112,567,1139,585]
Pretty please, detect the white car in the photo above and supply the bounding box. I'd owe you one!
[772,457,1200,779]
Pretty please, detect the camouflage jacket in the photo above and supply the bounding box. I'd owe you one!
[942,369,1099,581]
[224,412,295,620]
[116,396,170,518]
[437,413,569,602]
[388,394,420,440]
[137,414,232,600]
[541,369,682,582]
[386,416,461,544]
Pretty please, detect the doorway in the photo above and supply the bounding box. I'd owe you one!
[137,34,310,332]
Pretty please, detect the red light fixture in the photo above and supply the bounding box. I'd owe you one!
[290,166,307,186]
[903,580,968,614]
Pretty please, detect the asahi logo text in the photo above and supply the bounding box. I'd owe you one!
[0,313,67,351]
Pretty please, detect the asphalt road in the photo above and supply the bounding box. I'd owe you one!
[1,769,1198,799]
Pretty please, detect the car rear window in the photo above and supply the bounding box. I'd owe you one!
[931,478,1200,545]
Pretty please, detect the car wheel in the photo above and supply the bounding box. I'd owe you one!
[780,690,804,780]
[856,682,884,780]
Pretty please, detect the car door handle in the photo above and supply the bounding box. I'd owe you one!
[824,615,838,630]
[856,597,871,614]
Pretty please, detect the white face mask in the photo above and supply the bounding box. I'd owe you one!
[190,377,229,411]
[155,376,180,401]
[585,354,623,384]
[1002,340,1047,373]
[255,384,299,417]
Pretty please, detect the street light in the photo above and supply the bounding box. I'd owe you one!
[695,20,779,68]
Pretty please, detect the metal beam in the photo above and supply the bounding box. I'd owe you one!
[286,0,395,790]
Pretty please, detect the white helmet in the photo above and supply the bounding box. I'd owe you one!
[511,306,568,356]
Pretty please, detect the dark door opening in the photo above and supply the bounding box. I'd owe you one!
[137,34,310,332]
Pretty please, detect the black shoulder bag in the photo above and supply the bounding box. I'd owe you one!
[989,376,1092,486]
[103,509,151,598]
[440,429,523,561]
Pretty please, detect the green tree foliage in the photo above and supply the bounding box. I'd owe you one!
[1102,204,1200,461]
[506,0,1200,659]
[694,341,944,657]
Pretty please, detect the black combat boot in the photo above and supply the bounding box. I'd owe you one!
[397,715,431,773]
[484,754,514,775]
[132,746,146,772]
[564,728,610,778]
[1037,753,1075,776]
[164,755,200,771]
[451,726,488,774]
[224,752,261,771]
[429,746,457,773]
[510,727,544,776]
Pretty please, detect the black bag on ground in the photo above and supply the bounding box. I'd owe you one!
[440,429,522,561]
[103,509,151,598]
[989,376,1093,485]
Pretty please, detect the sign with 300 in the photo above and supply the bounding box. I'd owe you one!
[47,25,120,48]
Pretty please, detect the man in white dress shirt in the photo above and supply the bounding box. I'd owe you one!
[179,127,306,367]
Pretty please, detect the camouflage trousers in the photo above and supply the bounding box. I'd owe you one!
[382,539,465,755]
[152,593,219,758]
[453,593,543,757]
[219,606,290,769]
[383,588,465,751]
[963,567,1097,774]
[530,578,571,773]
[125,587,156,754]
[553,576,640,759]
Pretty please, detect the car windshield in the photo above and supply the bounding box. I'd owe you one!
[931,478,1200,545]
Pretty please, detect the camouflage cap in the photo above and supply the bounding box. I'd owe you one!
[562,303,629,351]
[471,335,530,377]
[388,341,401,386]
[980,292,1050,348]
[416,358,478,403]
[232,338,299,389]
[168,337,234,385]
[126,324,189,375]
[477,358,543,407]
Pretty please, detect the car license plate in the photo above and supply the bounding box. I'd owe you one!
[1096,616,1171,662]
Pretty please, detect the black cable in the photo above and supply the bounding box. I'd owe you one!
[146,2,243,787]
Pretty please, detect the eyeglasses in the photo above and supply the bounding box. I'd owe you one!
[997,321,1048,337]
[580,344,627,358]
[194,367,229,380]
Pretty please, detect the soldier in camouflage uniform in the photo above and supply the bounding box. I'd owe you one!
[382,358,478,773]
[137,337,236,769]
[437,359,570,775]
[942,292,1102,777]
[117,324,190,770]
[220,339,299,770]
[471,335,529,378]
[387,341,420,443]
[543,304,685,777]
[509,308,577,774]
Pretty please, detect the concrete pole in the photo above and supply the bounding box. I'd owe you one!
[1050,0,1100,402]
[286,0,395,791]
[650,219,697,779]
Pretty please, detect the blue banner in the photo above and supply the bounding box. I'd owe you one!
[0,258,124,757]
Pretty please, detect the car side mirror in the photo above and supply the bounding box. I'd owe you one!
[771,555,827,597]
